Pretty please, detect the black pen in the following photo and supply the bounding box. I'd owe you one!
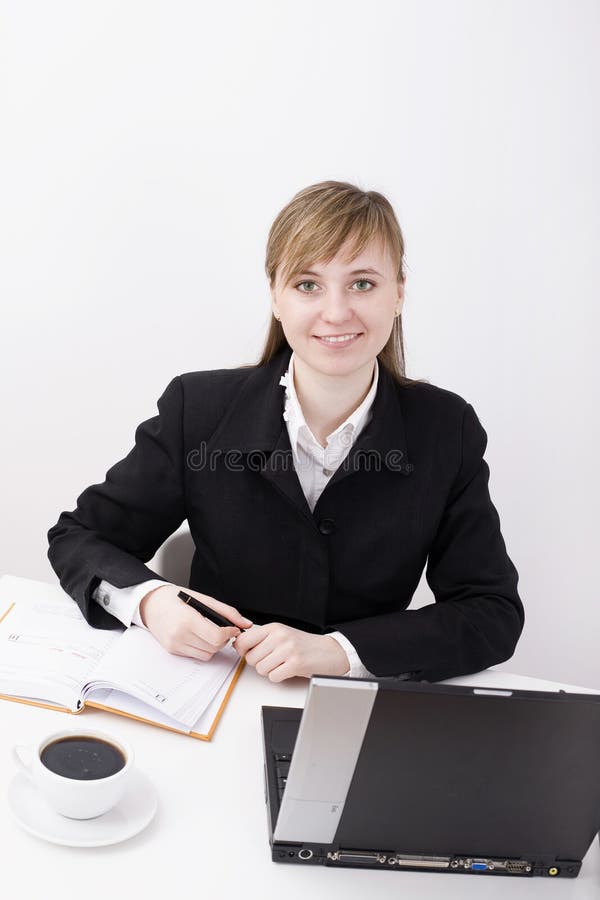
[177,590,251,632]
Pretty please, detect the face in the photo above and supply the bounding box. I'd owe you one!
[270,236,404,379]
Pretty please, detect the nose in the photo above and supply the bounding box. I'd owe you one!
[319,287,355,325]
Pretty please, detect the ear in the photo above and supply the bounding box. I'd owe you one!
[397,278,406,309]
[269,287,279,316]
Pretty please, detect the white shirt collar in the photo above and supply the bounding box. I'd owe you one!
[279,350,379,452]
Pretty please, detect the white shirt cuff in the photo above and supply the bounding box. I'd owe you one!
[327,630,376,678]
[93,578,168,630]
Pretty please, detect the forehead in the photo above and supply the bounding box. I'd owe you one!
[314,236,390,270]
[288,237,392,283]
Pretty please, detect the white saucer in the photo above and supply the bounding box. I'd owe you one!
[7,767,157,847]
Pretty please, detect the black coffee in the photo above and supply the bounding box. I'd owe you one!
[40,736,126,780]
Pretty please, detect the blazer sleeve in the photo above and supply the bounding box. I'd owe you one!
[47,376,186,629]
[331,402,525,681]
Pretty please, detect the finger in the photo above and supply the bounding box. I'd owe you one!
[244,637,277,668]
[169,616,238,653]
[254,649,287,678]
[236,621,288,654]
[266,661,296,683]
[192,627,238,652]
[185,611,241,648]
[184,589,254,629]
[183,636,223,657]
[233,625,268,656]
[180,647,212,662]
[197,622,241,647]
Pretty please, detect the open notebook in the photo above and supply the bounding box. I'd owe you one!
[0,574,245,741]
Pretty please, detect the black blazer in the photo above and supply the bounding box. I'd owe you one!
[47,344,524,681]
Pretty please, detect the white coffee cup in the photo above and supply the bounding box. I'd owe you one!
[13,728,134,819]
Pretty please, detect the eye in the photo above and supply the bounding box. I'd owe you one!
[295,280,318,293]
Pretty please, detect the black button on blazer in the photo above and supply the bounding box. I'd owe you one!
[47,344,524,680]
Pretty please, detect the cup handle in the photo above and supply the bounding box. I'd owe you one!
[12,745,35,782]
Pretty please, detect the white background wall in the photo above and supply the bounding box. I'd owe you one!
[1,0,598,687]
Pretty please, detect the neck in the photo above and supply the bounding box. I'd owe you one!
[292,354,376,447]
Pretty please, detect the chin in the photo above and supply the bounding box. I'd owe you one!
[305,351,373,377]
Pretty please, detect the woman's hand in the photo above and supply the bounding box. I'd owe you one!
[140,584,253,661]
[232,622,350,682]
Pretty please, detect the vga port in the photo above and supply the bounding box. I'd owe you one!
[470,859,491,871]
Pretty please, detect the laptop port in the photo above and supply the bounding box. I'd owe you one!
[395,855,451,869]
[298,849,313,860]
[328,850,387,864]
[505,860,532,874]
[470,859,491,871]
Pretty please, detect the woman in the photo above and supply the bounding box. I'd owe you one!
[47,180,524,683]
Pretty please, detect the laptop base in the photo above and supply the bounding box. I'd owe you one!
[270,843,581,877]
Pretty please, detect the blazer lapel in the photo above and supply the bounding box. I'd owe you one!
[206,345,314,523]
[324,356,414,492]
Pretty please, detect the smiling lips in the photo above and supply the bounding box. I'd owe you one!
[315,333,363,347]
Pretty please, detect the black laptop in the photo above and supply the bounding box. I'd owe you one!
[261,675,600,878]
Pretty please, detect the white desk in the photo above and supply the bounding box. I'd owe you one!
[1,667,599,900]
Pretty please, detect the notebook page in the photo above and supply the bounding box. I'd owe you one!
[85,665,237,735]
[85,624,240,727]
[85,687,196,732]
[0,574,120,710]
[191,666,240,735]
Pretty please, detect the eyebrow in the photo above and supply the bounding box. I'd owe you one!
[297,267,383,278]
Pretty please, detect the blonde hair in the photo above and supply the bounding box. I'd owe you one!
[252,180,420,387]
